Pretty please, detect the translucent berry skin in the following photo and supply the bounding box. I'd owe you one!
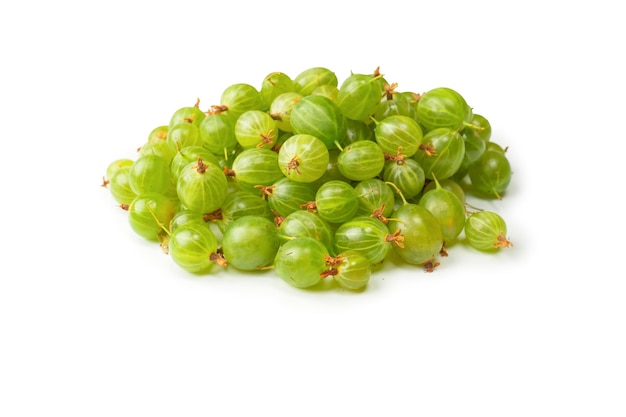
[373,98,418,122]
[423,178,465,205]
[332,250,371,291]
[170,210,211,233]
[106,159,134,180]
[311,84,339,101]
[277,210,334,252]
[289,95,347,150]
[222,215,280,271]
[169,223,220,273]
[374,115,423,157]
[336,73,383,122]
[293,67,338,96]
[266,178,316,218]
[139,139,176,166]
[344,119,374,145]
[198,113,238,156]
[309,148,351,189]
[460,112,491,171]
[166,123,201,153]
[218,190,273,233]
[274,237,329,288]
[147,126,169,144]
[168,106,206,130]
[416,87,472,132]
[128,154,173,196]
[108,165,137,205]
[418,186,466,242]
[260,72,295,110]
[170,146,220,183]
[337,140,385,181]
[388,204,443,265]
[334,216,391,265]
[395,92,420,120]
[315,180,359,224]
[234,110,278,149]
[278,134,330,183]
[413,127,465,180]
[468,150,512,199]
[460,128,487,170]
[177,160,228,214]
[461,113,492,143]
[382,158,425,200]
[232,147,284,187]
[485,142,507,154]
[465,211,512,251]
[128,192,176,242]
[354,178,395,218]
[220,83,263,119]
[269,92,303,132]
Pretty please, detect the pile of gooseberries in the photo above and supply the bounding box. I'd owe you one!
[102,66,514,291]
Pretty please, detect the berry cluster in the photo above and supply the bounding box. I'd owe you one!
[102,67,513,291]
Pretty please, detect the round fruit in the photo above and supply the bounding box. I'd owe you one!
[468,149,512,200]
[127,192,176,242]
[416,87,472,132]
[177,157,228,214]
[277,210,334,252]
[293,67,338,96]
[337,73,383,121]
[274,237,330,288]
[128,154,173,196]
[222,215,280,271]
[315,180,359,224]
[337,140,385,181]
[169,223,222,273]
[231,147,284,187]
[418,177,466,243]
[413,127,465,180]
[278,134,330,183]
[330,251,371,290]
[219,83,263,119]
[234,110,278,149]
[263,177,316,218]
[334,216,398,265]
[465,211,513,251]
[388,203,443,267]
[290,95,347,149]
[374,115,423,157]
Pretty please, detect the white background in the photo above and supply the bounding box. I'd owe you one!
[1,1,625,416]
